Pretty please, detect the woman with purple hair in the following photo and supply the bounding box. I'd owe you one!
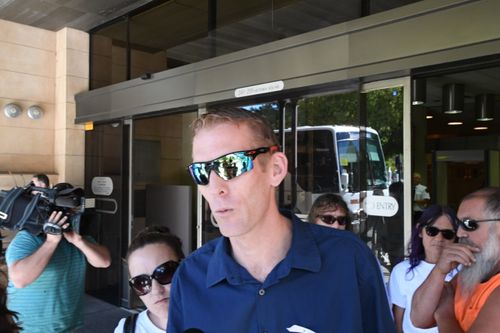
[388,204,458,333]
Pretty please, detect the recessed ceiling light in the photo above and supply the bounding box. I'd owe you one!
[448,121,463,126]
[474,126,488,130]
[426,115,433,119]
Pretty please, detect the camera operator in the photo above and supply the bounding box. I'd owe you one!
[31,174,49,189]
[5,174,111,332]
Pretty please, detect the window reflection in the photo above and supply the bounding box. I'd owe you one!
[90,0,422,89]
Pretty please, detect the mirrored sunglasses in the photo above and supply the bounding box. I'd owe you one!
[128,260,179,296]
[424,226,455,240]
[188,145,279,185]
[318,215,349,226]
[457,218,500,232]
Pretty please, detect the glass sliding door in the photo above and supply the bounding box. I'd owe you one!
[84,121,129,305]
[128,111,198,307]
[360,78,411,273]
[198,78,410,276]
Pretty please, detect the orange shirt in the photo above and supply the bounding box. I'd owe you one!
[455,273,500,331]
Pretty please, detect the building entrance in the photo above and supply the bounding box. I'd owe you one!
[200,78,410,274]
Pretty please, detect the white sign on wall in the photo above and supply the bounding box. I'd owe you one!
[363,195,399,217]
[91,177,113,196]
[234,80,284,98]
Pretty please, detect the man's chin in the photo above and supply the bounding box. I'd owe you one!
[459,259,498,296]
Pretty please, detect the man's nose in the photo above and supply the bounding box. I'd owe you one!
[456,225,468,238]
[208,171,228,195]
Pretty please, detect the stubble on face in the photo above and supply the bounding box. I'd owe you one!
[458,227,500,296]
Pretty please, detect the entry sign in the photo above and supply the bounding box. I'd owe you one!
[91,177,113,196]
[364,195,399,217]
[234,80,284,98]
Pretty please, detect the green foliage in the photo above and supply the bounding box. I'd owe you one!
[250,87,403,159]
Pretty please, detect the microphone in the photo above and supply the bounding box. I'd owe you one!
[183,329,204,333]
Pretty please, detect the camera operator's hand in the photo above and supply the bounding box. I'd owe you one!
[45,211,69,244]
[62,222,82,245]
[9,210,70,288]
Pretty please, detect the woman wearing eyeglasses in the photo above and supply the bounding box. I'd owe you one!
[308,193,351,230]
[114,226,184,333]
[388,204,458,333]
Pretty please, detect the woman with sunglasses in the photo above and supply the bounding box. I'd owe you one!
[114,226,184,333]
[388,204,458,333]
[308,193,351,230]
[309,193,391,304]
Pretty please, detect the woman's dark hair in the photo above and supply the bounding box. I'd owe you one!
[308,193,351,230]
[0,272,21,332]
[126,226,185,262]
[407,204,458,273]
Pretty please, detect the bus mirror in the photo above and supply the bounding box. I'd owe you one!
[340,169,349,191]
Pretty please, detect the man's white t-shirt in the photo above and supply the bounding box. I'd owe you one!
[413,184,430,212]
[388,259,456,333]
[114,310,165,333]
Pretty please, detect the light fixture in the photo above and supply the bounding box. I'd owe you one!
[412,78,426,105]
[4,103,22,118]
[27,105,44,120]
[448,121,463,126]
[474,126,488,130]
[442,83,464,114]
[475,94,495,121]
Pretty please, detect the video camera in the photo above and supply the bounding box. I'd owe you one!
[0,182,85,235]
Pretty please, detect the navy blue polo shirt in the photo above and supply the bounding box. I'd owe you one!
[167,212,395,333]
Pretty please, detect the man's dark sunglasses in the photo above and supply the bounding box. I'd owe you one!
[424,226,455,240]
[188,145,279,186]
[318,215,349,226]
[128,260,179,296]
[457,218,500,232]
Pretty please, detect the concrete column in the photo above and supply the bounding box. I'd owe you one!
[54,28,89,187]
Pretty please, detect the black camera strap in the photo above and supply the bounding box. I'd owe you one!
[18,193,42,229]
[0,187,25,224]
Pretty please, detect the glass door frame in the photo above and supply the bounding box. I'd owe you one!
[193,77,412,249]
[361,77,412,247]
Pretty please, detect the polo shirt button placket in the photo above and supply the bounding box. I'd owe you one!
[258,288,265,296]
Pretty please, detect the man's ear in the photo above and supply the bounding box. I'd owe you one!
[270,152,288,187]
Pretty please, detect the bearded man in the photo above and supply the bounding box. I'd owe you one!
[411,187,500,333]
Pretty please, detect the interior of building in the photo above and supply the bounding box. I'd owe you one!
[1,1,499,326]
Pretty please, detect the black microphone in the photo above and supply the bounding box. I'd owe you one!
[183,329,204,333]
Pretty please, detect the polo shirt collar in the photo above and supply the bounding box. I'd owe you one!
[206,211,322,287]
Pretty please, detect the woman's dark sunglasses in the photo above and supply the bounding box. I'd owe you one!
[188,145,279,185]
[318,215,349,226]
[424,226,455,240]
[457,218,500,231]
[128,260,179,296]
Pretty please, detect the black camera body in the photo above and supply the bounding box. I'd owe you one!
[0,182,85,235]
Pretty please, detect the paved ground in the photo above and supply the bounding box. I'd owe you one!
[76,294,133,333]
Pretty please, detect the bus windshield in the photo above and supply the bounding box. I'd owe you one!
[337,131,387,190]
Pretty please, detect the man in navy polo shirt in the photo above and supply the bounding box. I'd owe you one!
[167,109,395,333]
